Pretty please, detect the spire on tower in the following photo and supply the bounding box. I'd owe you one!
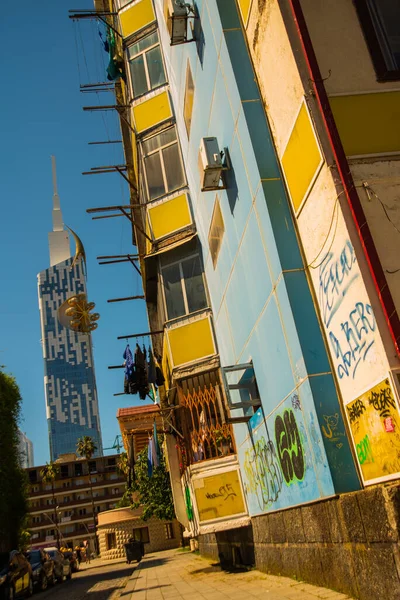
[48,156,71,266]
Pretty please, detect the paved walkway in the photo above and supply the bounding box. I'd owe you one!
[122,548,353,600]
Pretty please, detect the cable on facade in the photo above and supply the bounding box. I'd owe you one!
[306,189,345,270]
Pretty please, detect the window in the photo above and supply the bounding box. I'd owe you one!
[132,527,150,543]
[106,532,117,549]
[142,128,186,201]
[165,523,174,539]
[127,31,166,98]
[183,62,195,136]
[208,196,225,268]
[74,463,83,477]
[88,461,97,474]
[355,0,400,80]
[63,481,70,488]
[79,508,87,516]
[29,470,37,483]
[61,465,69,478]
[161,253,208,320]
[63,496,70,503]
[32,516,41,524]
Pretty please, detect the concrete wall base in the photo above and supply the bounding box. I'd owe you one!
[198,484,400,600]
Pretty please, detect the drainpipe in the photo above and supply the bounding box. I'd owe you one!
[285,0,400,356]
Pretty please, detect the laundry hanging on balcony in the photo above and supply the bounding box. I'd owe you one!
[99,26,125,81]
[123,343,166,400]
[147,421,161,477]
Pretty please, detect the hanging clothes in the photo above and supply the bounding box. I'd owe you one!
[153,421,161,468]
[147,439,153,478]
[148,351,157,386]
[154,352,165,387]
[123,345,137,395]
[135,344,149,400]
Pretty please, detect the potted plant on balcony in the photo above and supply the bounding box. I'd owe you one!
[214,428,232,456]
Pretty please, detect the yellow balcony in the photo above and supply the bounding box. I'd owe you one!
[119,0,156,39]
[164,311,217,373]
[147,193,192,242]
[132,89,173,135]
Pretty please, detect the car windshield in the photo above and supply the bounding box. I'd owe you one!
[27,551,41,565]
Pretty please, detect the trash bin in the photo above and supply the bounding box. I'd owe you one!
[124,540,143,564]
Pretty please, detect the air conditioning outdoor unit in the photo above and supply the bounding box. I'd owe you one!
[198,137,223,191]
[167,0,189,45]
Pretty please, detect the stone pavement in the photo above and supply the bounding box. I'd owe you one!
[122,548,353,600]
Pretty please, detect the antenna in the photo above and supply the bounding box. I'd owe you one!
[51,155,58,196]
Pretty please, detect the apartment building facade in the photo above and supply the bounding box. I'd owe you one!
[26,454,124,550]
[81,0,400,597]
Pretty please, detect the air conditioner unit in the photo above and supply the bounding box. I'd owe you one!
[167,0,188,45]
[198,137,223,191]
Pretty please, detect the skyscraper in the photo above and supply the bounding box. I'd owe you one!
[18,430,34,468]
[37,157,103,461]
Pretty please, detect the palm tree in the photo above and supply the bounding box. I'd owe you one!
[40,462,60,548]
[76,436,98,554]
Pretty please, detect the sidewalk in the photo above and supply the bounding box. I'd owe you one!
[122,548,353,600]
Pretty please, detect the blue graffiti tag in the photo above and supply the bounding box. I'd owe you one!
[319,240,359,328]
[329,302,376,379]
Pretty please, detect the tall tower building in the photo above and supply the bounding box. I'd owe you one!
[37,157,103,461]
[18,430,34,468]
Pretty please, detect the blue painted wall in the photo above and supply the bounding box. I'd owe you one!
[155,0,360,514]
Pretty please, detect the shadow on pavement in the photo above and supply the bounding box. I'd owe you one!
[137,556,171,570]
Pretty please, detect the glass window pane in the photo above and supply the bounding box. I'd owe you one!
[144,152,165,200]
[162,144,185,193]
[129,56,148,97]
[146,46,167,90]
[162,263,186,319]
[142,128,176,154]
[128,32,159,59]
[182,256,207,313]
[367,0,400,70]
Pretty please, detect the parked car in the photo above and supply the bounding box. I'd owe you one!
[25,549,54,592]
[62,551,79,574]
[42,549,71,583]
[0,551,33,599]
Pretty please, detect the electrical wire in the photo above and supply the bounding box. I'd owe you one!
[306,189,345,270]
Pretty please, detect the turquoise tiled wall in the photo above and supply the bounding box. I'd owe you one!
[154,0,361,511]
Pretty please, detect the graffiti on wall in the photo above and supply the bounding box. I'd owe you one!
[242,405,305,511]
[346,377,400,482]
[193,469,246,522]
[317,239,380,387]
[275,409,305,485]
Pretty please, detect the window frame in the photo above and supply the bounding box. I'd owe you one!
[132,526,150,543]
[141,127,186,201]
[354,0,400,81]
[208,195,225,269]
[165,522,174,539]
[183,61,195,137]
[127,31,167,99]
[160,252,208,321]
[106,532,117,550]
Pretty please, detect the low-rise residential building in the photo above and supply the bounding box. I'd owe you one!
[26,453,125,550]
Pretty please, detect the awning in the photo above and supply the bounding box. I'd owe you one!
[145,231,197,259]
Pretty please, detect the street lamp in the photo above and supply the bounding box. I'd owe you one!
[41,511,66,548]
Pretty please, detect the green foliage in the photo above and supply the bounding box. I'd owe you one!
[40,462,60,486]
[117,452,129,477]
[0,371,29,552]
[130,440,175,521]
[115,489,132,508]
[76,436,97,460]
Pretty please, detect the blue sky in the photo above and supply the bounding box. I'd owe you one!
[0,1,149,466]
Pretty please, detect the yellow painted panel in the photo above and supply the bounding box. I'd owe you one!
[148,194,191,240]
[282,103,321,213]
[330,91,400,156]
[120,0,155,38]
[346,377,400,483]
[162,334,172,393]
[133,91,172,134]
[193,470,246,522]
[237,0,252,25]
[168,317,215,367]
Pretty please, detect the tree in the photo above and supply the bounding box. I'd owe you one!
[40,462,60,548]
[130,440,175,521]
[0,371,29,552]
[76,436,98,554]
